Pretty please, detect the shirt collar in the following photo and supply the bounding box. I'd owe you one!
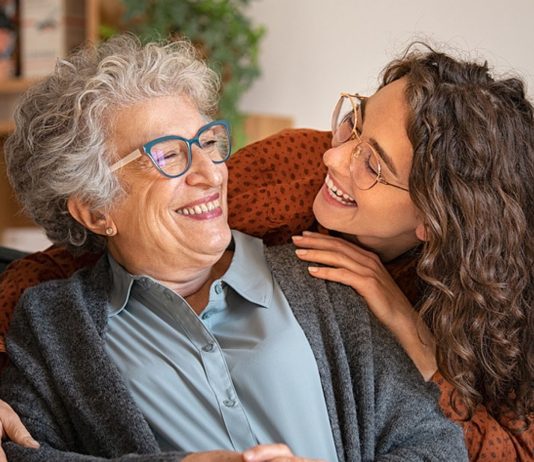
[221,230,274,309]
[107,230,273,317]
[107,253,146,317]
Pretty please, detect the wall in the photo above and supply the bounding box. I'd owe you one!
[240,0,534,129]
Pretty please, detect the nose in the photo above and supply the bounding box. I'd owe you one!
[185,145,225,187]
[323,140,354,175]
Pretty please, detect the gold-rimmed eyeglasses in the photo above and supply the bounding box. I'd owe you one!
[332,92,409,192]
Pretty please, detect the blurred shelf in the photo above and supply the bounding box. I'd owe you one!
[0,78,40,95]
[0,121,15,136]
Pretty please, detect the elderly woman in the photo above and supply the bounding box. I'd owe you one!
[0,35,465,461]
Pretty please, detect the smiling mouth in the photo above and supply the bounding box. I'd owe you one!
[176,198,221,216]
[325,174,357,206]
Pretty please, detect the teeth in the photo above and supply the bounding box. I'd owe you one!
[325,174,356,205]
[176,199,221,215]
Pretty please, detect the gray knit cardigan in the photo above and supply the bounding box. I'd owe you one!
[0,244,467,461]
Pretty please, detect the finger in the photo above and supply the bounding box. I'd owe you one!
[293,234,379,265]
[0,403,39,448]
[307,266,372,292]
[270,457,326,462]
[243,444,293,462]
[295,248,374,277]
[301,230,339,240]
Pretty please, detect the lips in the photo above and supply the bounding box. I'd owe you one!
[324,173,357,206]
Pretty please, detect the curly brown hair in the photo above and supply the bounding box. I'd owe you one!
[381,45,534,425]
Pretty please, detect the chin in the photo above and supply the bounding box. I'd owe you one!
[313,195,342,232]
[207,225,233,253]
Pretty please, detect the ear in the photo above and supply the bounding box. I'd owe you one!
[67,196,115,237]
[415,222,428,242]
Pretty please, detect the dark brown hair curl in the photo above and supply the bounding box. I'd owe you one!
[382,44,534,425]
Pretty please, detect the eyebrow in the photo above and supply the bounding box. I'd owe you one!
[368,138,398,176]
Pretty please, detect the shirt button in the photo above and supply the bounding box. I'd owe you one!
[202,343,215,352]
[214,283,223,294]
[223,399,237,408]
[201,311,211,320]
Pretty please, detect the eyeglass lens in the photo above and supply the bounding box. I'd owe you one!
[333,95,364,145]
[350,143,381,190]
[148,123,230,177]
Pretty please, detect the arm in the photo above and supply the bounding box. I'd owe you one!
[3,439,324,462]
[293,232,438,379]
[294,232,533,461]
[432,372,534,461]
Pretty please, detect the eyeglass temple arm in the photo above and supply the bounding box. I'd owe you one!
[110,149,142,172]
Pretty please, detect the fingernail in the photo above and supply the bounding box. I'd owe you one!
[302,231,314,236]
[243,450,254,461]
[24,437,40,448]
[291,235,303,241]
[295,249,307,255]
[308,267,319,273]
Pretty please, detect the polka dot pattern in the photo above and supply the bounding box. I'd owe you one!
[227,128,330,245]
[0,128,532,461]
[432,371,533,461]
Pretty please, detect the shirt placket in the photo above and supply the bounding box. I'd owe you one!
[161,280,258,451]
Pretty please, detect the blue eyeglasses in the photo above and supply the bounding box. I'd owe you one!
[110,120,231,178]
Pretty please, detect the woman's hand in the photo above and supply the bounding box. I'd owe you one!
[0,400,39,461]
[183,444,326,462]
[292,231,437,380]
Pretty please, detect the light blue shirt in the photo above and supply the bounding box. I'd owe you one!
[104,230,338,461]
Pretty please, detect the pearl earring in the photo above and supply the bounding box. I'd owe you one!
[105,227,115,236]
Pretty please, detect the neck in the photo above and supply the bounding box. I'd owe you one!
[184,250,234,314]
[108,244,234,314]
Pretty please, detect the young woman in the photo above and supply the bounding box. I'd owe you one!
[294,46,534,460]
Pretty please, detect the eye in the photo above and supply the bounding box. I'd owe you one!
[360,144,379,175]
[365,158,378,175]
[151,146,185,167]
[163,150,178,160]
[201,137,218,148]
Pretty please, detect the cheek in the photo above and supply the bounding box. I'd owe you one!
[365,193,420,228]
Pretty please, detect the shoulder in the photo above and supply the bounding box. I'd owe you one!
[265,243,370,323]
[266,243,365,297]
[12,256,111,334]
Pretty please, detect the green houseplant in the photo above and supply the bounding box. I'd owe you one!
[118,0,265,148]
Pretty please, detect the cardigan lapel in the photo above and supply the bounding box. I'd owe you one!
[265,245,362,462]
